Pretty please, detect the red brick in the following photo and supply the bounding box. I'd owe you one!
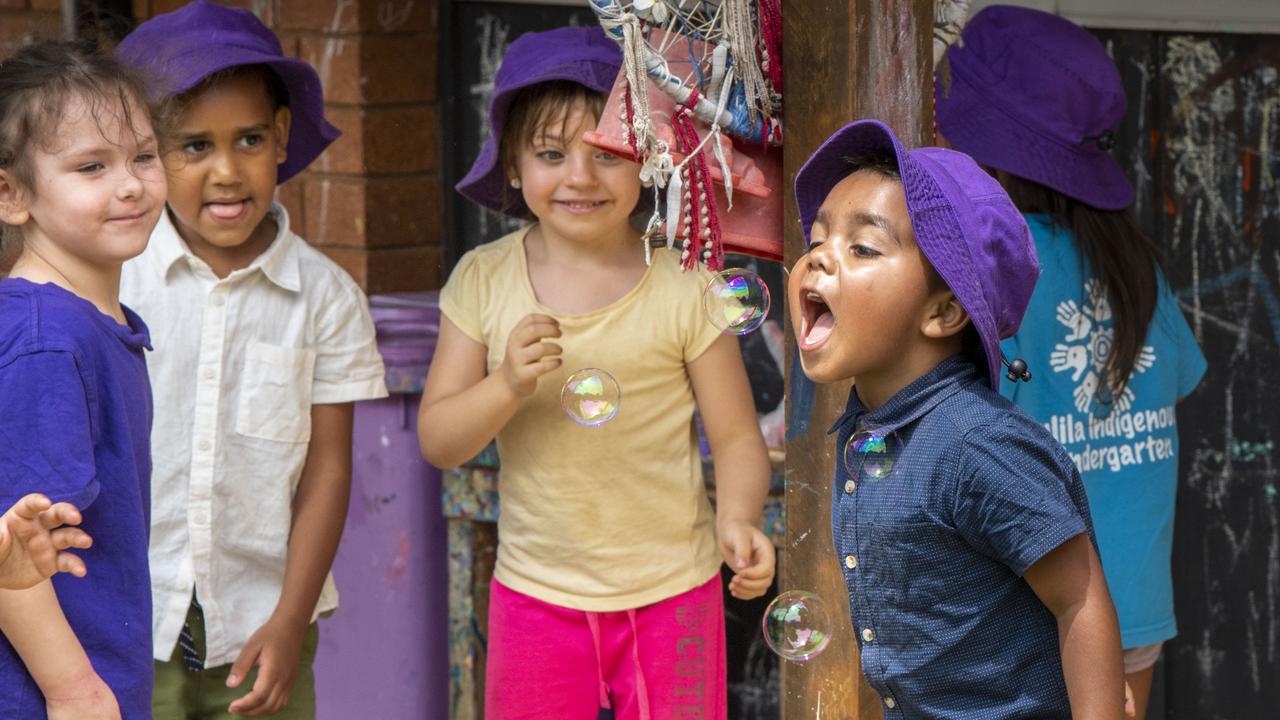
[313,105,436,175]
[29,0,58,11]
[0,1,31,11]
[364,105,436,173]
[313,107,364,174]
[277,0,434,35]
[147,0,270,23]
[276,175,306,237]
[302,174,440,249]
[299,35,360,103]
[299,33,435,105]
[358,34,435,103]
[0,12,61,56]
[321,244,441,294]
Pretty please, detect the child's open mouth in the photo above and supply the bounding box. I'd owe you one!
[800,290,834,351]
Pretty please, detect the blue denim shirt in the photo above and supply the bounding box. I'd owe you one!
[830,356,1094,719]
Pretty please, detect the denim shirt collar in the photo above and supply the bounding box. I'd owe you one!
[827,355,981,436]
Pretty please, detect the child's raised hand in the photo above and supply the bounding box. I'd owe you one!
[0,493,92,590]
[718,520,776,600]
[499,313,562,399]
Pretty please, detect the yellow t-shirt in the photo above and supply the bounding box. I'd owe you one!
[440,227,724,611]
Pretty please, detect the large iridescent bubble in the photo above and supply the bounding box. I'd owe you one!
[561,368,620,426]
[844,426,897,480]
[702,268,771,335]
[762,590,832,663]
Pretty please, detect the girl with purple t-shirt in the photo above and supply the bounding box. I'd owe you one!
[0,42,167,719]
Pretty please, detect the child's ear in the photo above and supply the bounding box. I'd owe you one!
[0,170,30,227]
[921,289,970,339]
[272,106,292,166]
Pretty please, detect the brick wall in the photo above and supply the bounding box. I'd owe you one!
[0,0,443,292]
[0,1,60,58]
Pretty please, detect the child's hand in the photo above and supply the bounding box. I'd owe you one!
[1125,680,1135,717]
[718,520,776,600]
[225,615,306,717]
[499,314,562,398]
[46,671,120,720]
[0,494,92,590]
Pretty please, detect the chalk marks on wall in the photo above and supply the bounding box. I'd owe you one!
[1102,29,1280,717]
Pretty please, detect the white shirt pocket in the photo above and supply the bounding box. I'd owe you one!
[236,341,316,443]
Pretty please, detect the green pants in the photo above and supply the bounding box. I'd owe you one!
[153,602,319,720]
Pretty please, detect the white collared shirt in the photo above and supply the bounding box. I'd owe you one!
[121,204,387,666]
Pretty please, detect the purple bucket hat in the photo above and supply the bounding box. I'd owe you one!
[935,4,1132,210]
[116,0,339,184]
[795,120,1039,390]
[456,26,622,216]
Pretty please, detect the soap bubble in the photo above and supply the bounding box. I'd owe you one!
[702,268,770,335]
[561,369,620,426]
[844,427,896,480]
[762,590,832,663]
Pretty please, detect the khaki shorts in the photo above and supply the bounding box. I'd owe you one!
[153,601,319,720]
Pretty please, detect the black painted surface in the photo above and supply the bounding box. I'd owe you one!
[1094,28,1280,719]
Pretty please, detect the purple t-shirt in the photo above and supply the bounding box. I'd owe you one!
[0,278,153,719]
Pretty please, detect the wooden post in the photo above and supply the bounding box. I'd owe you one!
[781,1,934,718]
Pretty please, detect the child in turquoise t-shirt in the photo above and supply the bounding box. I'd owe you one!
[936,7,1207,718]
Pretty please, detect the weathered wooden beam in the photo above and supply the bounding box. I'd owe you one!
[781,1,934,718]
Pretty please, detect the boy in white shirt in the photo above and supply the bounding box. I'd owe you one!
[117,4,387,717]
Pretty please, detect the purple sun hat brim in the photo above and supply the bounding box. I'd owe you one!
[456,26,623,216]
[935,4,1133,210]
[116,1,339,184]
[795,120,1040,390]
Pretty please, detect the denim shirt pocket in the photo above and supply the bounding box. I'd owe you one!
[870,519,956,608]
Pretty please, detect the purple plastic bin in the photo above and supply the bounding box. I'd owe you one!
[315,292,446,719]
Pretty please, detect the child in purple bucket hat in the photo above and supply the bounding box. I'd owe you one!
[789,119,1130,718]
[421,25,773,720]
[937,8,1206,717]
[115,3,387,718]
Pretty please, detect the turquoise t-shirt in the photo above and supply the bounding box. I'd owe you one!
[1000,214,1207,649]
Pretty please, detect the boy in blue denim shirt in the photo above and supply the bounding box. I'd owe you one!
[788,120,1128,718]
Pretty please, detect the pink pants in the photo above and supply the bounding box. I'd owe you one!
[485,575,727,720]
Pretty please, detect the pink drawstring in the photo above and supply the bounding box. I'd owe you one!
[588,610,653,720]
[586,612,612,711]
[627,609,652,720]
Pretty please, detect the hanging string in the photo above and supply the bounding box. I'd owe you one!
[757,0,783,97]
[722,0,771,123]
[672,89,723,271]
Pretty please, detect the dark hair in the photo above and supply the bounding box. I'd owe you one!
[0,40,160,247]
[498,80,606,218]
[174,64,289,114]
[998,171,1165,396]
[843,151,947,294]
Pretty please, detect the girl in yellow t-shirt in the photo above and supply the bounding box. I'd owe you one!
[419,26,774,720]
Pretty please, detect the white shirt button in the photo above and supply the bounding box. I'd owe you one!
[203,368,215,381]
[199,439,212,452]
[862,628,874,642]
[211,294,226,306]
[844,480,857,493]
[884,696,896,709]
[845,554,858,569]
